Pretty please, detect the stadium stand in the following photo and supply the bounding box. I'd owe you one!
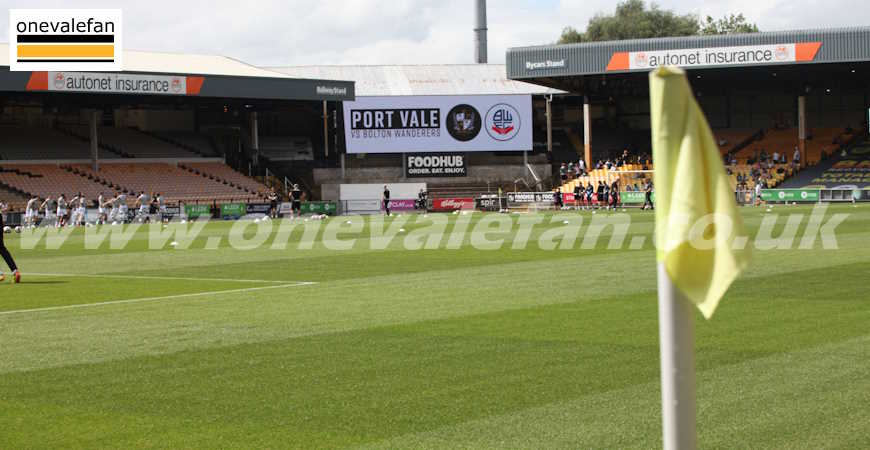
[736,127,850,165]
[0,125,121,160]
[713,129,759,155]
[180,162,269,194]
[0,184,30,211]
[62,125,203,158]
[259,136,314,161]
[0,164,107,204]
[557,162,654,195]
[144,131,219,157]
[70,163,266,204]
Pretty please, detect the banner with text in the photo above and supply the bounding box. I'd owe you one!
[760,189,820,202]
[406,153,467,177]
[606,42,821,72]
[343,95,532,154]
[25,71,203,96]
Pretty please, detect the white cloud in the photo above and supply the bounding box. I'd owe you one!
[1,0,868,66]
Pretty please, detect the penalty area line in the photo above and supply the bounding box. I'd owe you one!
[0,281,317,316]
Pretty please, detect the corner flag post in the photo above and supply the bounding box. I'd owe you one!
[650,66,751,450]
[657,263,697,450]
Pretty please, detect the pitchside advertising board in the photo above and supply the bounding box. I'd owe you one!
[760,189,820,202]
[343,95,532,154]
[406,154,467,177]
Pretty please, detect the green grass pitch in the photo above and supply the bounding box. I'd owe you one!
[1,204,868,449]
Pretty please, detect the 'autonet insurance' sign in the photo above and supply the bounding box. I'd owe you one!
[606,42,821,72]
[26,71,202,95]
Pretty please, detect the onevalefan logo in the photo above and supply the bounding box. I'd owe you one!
[8,9,123,72]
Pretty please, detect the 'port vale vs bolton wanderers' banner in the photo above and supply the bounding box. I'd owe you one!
[343,95,532,154]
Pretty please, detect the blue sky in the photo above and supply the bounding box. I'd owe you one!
[2,0,869,66]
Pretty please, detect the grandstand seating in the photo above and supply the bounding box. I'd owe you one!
[259,136,314,161]
[0,162,268,208]
[0,165,107,205]
[62,125,203,158]
[557,162,654,195]
[736,127,848,165]
[713,129,758,155]
[181,162,268,194]
[0,125,118,160]
[148,131,218,157]
[70,163,266,204]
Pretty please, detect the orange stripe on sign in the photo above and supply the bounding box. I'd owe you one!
[795,42,822,62]
[26,72,48,91]
[606,52,629,71]
[17,44,115,58]
[186,77,204,95]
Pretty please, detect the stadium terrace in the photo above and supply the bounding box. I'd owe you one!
[15,17,115,34]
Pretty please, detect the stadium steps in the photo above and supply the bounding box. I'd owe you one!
[0,183,30,211]
[177,163,262,196]
[258,159,316,200]
[564,128,585,157]
[55,126,132,158]
[0,178,33,210]
[134,129,217,158]
[777,136,869,189]
[62,165,135,195]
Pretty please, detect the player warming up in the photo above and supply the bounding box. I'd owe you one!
[0,202,21,283]
[382,185,391,216]
[267,187,279,219]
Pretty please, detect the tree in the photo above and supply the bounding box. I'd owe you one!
[699,14,759,35]
[556,0,758,44]
[558,0,698,44]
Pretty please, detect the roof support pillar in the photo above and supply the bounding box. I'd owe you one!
[323,101,329,158]
[798,95,806,168]
[89,110,99,172]
[583,96,591,170]
[250,111,259,166]
[546,95,553,153]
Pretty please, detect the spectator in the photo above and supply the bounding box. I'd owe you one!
[559,163,567,182]
[578,159,587,175]
[772,151,780,163]
[793,147,800,165]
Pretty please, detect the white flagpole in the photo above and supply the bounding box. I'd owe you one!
[657,262,697,450]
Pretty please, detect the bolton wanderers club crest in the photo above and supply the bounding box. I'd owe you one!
[485,103,521,141]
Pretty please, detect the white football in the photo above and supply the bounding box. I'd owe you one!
[3,226,11,233]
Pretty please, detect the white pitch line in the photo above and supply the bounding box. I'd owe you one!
[0,281,317,316]
[25,272,295,284]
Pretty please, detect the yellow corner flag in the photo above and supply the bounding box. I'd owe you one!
[650,67,751,319]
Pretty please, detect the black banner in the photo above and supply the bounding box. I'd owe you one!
[475,196,505,211]
[405,153,467,178]
[246,203,272,214]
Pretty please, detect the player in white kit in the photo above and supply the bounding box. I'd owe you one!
[41,196,56,227]
[97,192,107,225]
[24,197,40,228]
[116,192,129,223]
[56,194,68,227]
[136,191,151,222]
[156,193,166,223]
[73,194,87,226]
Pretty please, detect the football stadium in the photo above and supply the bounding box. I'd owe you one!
[1,2,869,449]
